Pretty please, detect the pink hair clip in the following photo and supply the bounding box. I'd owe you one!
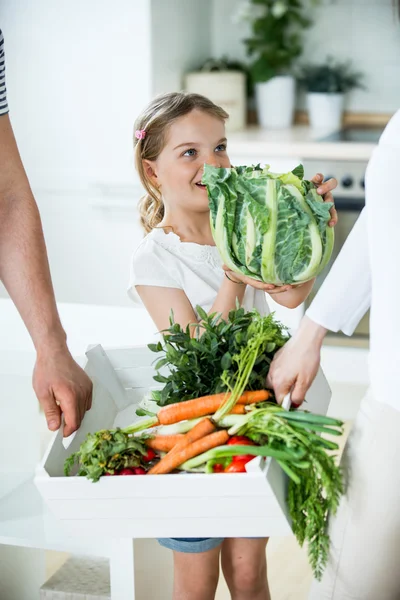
[135,129,146,141]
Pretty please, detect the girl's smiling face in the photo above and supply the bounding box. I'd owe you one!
[143,109,231,214]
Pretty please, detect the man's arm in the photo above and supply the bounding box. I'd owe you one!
[0,113,92,435]
[268,208,371,404]
[0,114,64,348]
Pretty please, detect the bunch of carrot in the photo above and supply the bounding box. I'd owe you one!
[141,389,271,474]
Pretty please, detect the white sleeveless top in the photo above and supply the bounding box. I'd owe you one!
[128,228,270,318]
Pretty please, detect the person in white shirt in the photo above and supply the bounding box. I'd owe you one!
[128,91,337,600]
[268,110,400,600]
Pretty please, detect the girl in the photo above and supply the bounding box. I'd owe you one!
[128,92,337,600]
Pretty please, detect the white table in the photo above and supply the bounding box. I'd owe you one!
[0,473,137,599]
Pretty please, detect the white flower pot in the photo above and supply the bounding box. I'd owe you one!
[255,76,295,129]
[184,71,246,132]
[307,93,344,132]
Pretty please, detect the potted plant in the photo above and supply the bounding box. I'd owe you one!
[297,57,365,131]
[185,56,249,131]
[236,0,315,129]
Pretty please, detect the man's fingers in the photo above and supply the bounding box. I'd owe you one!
[86,387,93,411]
[84,379,93,412]
[267,370,295,405]
[54,386,81,437]
[62,408,80,437]
[290,378,309,407]
[39,393,62,431]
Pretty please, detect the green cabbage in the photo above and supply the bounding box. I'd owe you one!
[203,163,334,285]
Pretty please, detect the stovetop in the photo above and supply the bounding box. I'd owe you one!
[318,126,384,144]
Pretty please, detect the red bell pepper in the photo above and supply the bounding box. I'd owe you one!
[227,435,255,446]
[227,435,256,464]
[212,463,225,473]
[224,459,250,473]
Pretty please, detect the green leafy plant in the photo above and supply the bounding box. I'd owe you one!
[148,306,289,407]
[237,0,318,83]
[193,55,252,97]
[297,56,365,94]
[195,55,248,74]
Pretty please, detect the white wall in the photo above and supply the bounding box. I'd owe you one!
[1,0,153,189]
[151,0,212,95]
[0,0,154,306]
[211,0,400,114]
[0,0,218,307]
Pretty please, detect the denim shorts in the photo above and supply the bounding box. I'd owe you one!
[157,537,224,553]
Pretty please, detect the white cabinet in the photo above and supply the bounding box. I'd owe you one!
[34,189,144,306]
[2,0,153,189]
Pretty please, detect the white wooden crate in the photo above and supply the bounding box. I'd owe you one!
[34,344,331,539]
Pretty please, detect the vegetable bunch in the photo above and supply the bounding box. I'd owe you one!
[148,305,289,407]
[64,427,155,482]
[64,309,344,580]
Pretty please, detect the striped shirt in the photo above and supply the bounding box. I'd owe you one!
[0,29,8,115]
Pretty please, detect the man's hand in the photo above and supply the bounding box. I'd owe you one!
[33,344,93,437]
[267,316,327,406]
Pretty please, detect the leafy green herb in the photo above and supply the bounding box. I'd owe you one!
[149,306,289,407]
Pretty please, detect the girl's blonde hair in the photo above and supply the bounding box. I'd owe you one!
[134,92,229,233]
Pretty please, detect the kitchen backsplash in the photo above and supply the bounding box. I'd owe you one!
[211,0,400,114]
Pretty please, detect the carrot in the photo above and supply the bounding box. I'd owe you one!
[146,435,185,453]
[148,429,229,475]
[229,405,246,415]
[157,390,271,425]
[167,417,216,457]
[237,390,271,404]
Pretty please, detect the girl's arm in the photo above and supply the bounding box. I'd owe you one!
[222,267,314,309]
[136,287,198,334]
[208,273,246,320]
[136,276,246,336]
[268,278,315,309]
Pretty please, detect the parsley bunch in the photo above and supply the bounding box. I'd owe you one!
[149,306,289,407]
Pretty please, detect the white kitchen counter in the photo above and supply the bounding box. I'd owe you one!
[0,298,157,355]
[228,125,377,162]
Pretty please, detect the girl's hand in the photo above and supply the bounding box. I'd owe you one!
[223,265,293,294]
[311,173,338,227]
